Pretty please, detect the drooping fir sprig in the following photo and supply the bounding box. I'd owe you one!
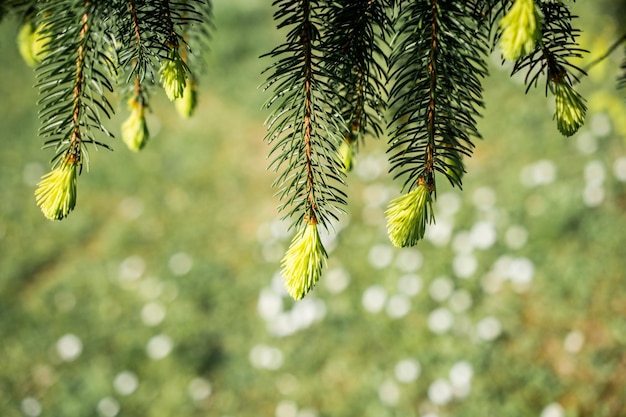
[263,0,348,298]
[35,0,116,220]
[503,0,587,136]
[9,0,213,220]
[386,0,488,246]
[114,0,164,83]
[154,0,209,102]
[322,0,391,172]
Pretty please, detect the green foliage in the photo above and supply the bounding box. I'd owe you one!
[1,1,626,417]
[3,0,212,219]
[1,0,623,298]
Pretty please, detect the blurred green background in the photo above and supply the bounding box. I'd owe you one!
[1,1,626,417]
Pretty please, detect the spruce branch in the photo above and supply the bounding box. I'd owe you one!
[388,0,488,193]
[511,1,587,94]
[509,1,587,135]
[36,0,115,168]
[263,0,346,229]
[322,0,390,159]
[386,0,488,245]
[34,0,116,219]
[263,0,350,299]
[114,0,161,82]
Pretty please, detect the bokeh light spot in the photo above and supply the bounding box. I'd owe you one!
[168,252,193,276]
[250,344,283,370]
[146,334,173,360]
[368,244,394,269]
[476,316,502,341]
[56,333,83,362]
[324,268,350,294]
[428,308,454,334]
[386,294,411,319]
[563,330,585,354]
[394,358,421,383]
[21,397,42,417]
[397,274,422,297]
[378,379,400,406]
[97,397,120,417]
[540,403,565,417]
[113,371,139,396]
[428,379,453,405]
[188,377,212,401]
[362,285,387,313]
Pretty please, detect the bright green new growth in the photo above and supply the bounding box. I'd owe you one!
[386,185,435,248]
[121,98,149,151]
[499,0,540,61]
[339,140,355,172]
[17,21,47,67]
[159,51,187,101]
[3,0,614,299]
[551,78,587,136]
[175,79,197,119]
[35,160,78,221]
[281,223,328,300]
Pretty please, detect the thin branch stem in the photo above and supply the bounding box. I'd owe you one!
[70,6,90,162]
[301,0,316,224]
[583,32,626,73]
[425,0,438,192]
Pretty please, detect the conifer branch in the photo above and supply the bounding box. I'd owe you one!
[425,0,439,193]
[263,0,346,229]
[37,1,115,169]
[388,0,487,193]
[323,0,390,150]
[508,1,587,135]
[386,0,488,246]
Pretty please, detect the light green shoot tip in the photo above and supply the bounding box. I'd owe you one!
[35,160,78,221]
[551,79,587,137]
[339,140,354,172]
[159,51,187,101]
[280,223,328,300]
[17,21,48,67]
[121,99,149,151]
[499,0,540,61]
[385,185,435,248]
[174,79,197,119]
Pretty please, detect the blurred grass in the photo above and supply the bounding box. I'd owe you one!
[1,2,626,417]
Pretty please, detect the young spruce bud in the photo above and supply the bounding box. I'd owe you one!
[499,0,540,61]
[386,184,435,248]
[280,222,327,300]
[121,98,149,151]
[35,158,78,221]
